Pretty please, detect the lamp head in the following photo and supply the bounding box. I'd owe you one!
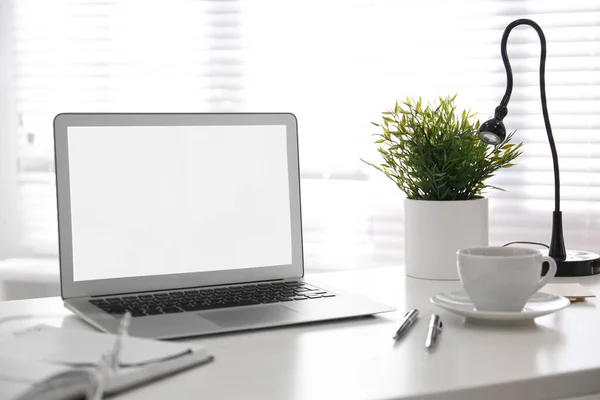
[478,118,506,145]
[478,105,508,145]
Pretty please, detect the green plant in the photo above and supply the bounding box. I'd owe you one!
[363,95,522,200]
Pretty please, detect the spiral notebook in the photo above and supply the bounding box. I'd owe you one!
[0,325,214,400]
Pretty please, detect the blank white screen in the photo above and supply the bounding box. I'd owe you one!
[68,125,292,282]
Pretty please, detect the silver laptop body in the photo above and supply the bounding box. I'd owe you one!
[54,113,394,339]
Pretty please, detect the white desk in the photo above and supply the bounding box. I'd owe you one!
[1,266,600,400]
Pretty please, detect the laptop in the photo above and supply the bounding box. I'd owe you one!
[53,113,394,339]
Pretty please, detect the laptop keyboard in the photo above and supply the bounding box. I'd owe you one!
[88,281,335,317]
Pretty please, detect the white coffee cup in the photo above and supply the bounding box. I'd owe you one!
[457,247,557,312]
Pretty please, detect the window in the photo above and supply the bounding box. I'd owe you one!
[3,0,244,258]
[1,0,599,274]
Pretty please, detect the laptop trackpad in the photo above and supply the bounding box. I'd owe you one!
[200,305,304,328]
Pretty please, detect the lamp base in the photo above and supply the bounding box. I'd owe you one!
[541,249,600,276]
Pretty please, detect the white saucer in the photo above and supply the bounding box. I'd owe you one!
[430,290,570,324]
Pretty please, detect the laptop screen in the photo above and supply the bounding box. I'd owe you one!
[66,125,293,282]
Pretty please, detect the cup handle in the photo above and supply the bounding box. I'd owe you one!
[536,255,557,292]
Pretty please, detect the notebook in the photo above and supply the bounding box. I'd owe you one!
[0,325,213,400]
[543,283,596,302]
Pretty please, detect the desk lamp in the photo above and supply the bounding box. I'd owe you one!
[477,18,600,276]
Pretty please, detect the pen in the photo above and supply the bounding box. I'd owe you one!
[109,311,131,371]
[425,314,443,352]
[393,309,420,340]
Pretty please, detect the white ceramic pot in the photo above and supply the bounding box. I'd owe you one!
[404,197,488,280]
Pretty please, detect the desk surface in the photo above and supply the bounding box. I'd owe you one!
[1,266,600,400]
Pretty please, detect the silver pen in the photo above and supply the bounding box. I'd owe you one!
[109,311,131,370]
[393,309,420,340]
[425,314,443,352]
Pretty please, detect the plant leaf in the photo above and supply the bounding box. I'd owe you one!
[362,94,523,200]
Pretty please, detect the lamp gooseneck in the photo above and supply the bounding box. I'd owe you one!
[478,18,566,261]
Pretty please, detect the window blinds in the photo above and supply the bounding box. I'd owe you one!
[11,0,243,256]
[7,0,600,272]
[242,0,600,270]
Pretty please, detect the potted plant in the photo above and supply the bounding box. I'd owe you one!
[363,95,522,280]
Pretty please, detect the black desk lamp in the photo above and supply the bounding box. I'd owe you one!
[478,18,600,276]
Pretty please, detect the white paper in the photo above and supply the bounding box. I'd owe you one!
[0,325,196,367]
[0,356,73,400]
[0,381,32,400]
[0,356,71,384]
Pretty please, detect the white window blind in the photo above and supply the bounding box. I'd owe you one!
[2,0,599,273]
[8,0,243,257]
[242,0,600,270]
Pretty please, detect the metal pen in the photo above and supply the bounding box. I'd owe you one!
[109,311,131,371]
[425,314,443,352]
[393,309,420,340]
[88,312,131,400]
